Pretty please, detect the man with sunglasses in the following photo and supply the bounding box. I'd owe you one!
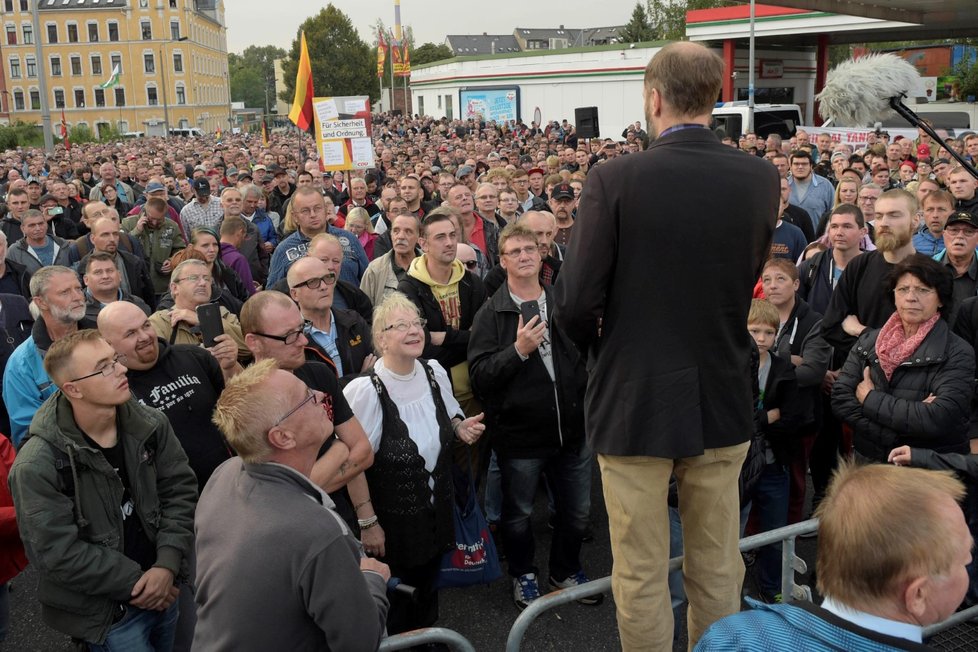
[193,360,389,651]
[9,329,197,651]
[287,256,373,387]
[240,291,375,535]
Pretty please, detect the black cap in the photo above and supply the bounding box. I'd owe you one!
[267,164,286,176]
[550,183,575,201]
[192,177,211,194]
[946,211,978,229]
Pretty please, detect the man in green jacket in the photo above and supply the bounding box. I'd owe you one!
[9,329,197,649]
[121,196,186,296]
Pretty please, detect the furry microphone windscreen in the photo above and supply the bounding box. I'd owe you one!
[816,53,921,127]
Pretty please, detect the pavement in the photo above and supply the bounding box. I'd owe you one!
[6,463,978,651]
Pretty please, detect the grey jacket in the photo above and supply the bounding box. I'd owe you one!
[193,458,389,651]
[5,235,72,275]
[8,393,197,644]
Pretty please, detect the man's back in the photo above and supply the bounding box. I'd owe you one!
[556,129,778,458]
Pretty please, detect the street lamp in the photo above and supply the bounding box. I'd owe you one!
[161,36,189,138]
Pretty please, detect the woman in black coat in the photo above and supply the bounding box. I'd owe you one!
[832,254,975,462]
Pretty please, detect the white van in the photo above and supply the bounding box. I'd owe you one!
[168,127,203,138]
[879,101,978,131]
[711,102,804,139]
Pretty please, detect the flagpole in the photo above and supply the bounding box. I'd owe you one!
[389,32,396,113]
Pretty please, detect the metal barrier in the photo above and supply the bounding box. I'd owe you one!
[380,627,477,652]
[504,516,978,650]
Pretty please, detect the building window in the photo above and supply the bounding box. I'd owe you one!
[5,25,15,46]
[29,89,40,110]
[18,0,26,9]
[23,24,33,45]
[91,55,102,76]
[25,57,35,78]
[50,56,61,77]
[114,88,125,107]
[95,88,105,107]
[13,90,24,111]
[88,23,99,43]
[46,24,57,44]
[147,87,158,106]
[170,21,180,41]
[54,89,65,109]
[173,53,183,73]
[144,53,155,74]
[141,21,152,40]
[9,59,20,79]
[74,89,85,107]
[111,55,122,74]
[3,1,12,12]
[67,23,78,43]
[139,0,148,7]
[176,85,186,105]
[108,22,119,42]
[70,56,81,76]
[169,0,177,7]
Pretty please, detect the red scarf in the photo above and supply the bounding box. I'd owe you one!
[875,312,940,381]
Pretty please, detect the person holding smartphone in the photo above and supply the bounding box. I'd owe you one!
[468,222,596,611]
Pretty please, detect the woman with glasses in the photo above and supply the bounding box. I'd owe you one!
[343,292,485,637]
[344,207,378,261]
[832,255,974,463]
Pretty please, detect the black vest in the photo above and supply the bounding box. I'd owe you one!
[365,361,454,569]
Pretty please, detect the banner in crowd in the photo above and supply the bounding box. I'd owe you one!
[312,96,375,171]
[801,125,967,145]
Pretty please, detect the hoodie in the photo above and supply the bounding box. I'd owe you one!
[407,255,465,329]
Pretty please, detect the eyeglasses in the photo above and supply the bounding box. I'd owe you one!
[295,204,326,218]
[460,260,478,270]
[502,245,540,258]
[384,318,426,333]
[272,388,321,428]
[291,273,337,290]
[894,286,936,298]
[68,353,127,383]
[176,274,213,284]
[253,321,310,345]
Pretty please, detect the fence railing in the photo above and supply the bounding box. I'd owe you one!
[504,518,975,651]
[380,627,477,652]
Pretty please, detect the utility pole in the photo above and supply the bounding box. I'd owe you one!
[31,0,54,151]
[161,36,188,138]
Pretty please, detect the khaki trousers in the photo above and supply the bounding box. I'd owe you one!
[599,441,749,651]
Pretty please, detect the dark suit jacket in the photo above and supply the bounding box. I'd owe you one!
[554,126,779,458]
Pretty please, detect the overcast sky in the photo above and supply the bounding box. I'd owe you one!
[225,1,634,53]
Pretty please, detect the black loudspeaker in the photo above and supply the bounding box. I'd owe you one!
[575,106,600,139]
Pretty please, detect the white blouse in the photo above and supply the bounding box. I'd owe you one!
[343,358,462,475]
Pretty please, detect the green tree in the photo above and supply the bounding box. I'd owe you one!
[280,5,376,103]
[68,123,97,145]
[229,45,286,110]
[647,0,725,41]
[412,42,454,67]
[619,3,656,43]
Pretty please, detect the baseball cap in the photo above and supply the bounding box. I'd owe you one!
[145,180,166,193]
[917,144,932,160]
[527,167,545,177]
[38,193,57,205]
[192,177,211,194]
[831,151,849,162]
[946,212,978,229]
[267,164,286,176]
[550,183,574,200]
[455,165,474,179]
[253,164,267,172]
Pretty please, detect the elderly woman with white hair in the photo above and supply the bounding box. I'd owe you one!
[343,292,485,636]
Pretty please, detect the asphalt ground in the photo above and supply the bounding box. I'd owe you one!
[6,463,978,651]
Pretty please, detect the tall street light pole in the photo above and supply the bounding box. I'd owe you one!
[161,36,189,139]
[30,0,54,151]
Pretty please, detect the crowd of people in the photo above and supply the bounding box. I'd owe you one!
[1,39,978,651]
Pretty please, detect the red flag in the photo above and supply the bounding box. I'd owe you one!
[289,31,315,133]
[402,43,411,77]
[60,109,70,150]
[377,30,388,78]
[392,39,404,76]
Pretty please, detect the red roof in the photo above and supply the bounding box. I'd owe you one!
[687,4,814,24]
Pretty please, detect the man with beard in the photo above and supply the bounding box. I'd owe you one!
[549,183,577,248]
[122,196,187,296]
[2,266,94,445]
[360,213,421,307]
[913,190,954,256]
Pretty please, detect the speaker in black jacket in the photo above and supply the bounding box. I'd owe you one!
[575,106,600,139]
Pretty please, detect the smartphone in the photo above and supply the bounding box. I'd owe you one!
[520,300,541,326]
[196,303,224,348]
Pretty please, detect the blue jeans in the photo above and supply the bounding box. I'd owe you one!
[499,445,592,581]
[754,463,790,596]
[88,601,179,652]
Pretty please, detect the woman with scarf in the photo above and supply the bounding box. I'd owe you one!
[832,254,974,462]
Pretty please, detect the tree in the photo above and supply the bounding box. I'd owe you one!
[229,45,286,110]
[280,5,376,104]
[412,42,454,67]
[647,0,725,41]
[619,3,656,43]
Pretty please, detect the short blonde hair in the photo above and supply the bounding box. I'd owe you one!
[371,292,420,356]
[212,358,280,463]
[748,298,779,330]
[816,462,966,608]
[44,329,103,385]
[345,206,374,234]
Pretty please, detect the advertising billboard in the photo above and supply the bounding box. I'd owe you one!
[459,86,520,124]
